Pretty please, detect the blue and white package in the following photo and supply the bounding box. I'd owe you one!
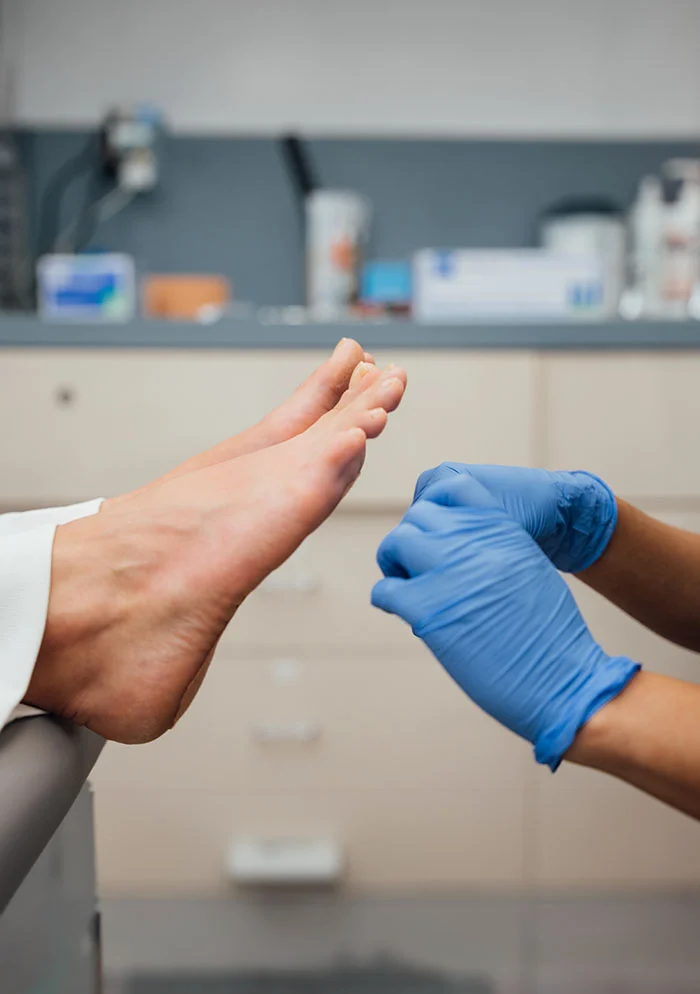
[37,254,136,322]
[413,249,606,322]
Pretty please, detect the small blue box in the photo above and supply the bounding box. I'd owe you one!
[360,261,412,306]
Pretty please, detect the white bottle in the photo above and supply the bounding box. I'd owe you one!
[306,190,372,320]
[661,160,700,318]
[626,175,663,319]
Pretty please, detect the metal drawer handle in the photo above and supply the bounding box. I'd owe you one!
[259,572,320,595]
[252,720,321,744]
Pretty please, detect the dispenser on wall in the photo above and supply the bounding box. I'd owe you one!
[101,105,162,193]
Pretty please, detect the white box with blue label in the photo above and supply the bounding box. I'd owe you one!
[37,254,136,323]
[413,249,607,322]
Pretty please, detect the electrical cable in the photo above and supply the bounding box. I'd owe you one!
[35,133,98,259]
[55,185,135,254]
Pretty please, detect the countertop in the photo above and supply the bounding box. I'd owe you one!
[3,315,700,350]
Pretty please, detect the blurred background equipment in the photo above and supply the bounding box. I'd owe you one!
[280,136,374,319]
[660,159,700,318]
[539,197,626,318]
[35,106,160,264]
[413,249,605,322]
[142,274,231,321]
[306,189,372,319]
[37,252,136,322]
[359,259,413,316]
[101,106,160,195]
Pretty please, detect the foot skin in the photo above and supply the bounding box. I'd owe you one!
[144,338,376,489]
[27,368,407,745]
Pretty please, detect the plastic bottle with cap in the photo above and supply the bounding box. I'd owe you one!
[626,175,664,319]
[660,160,700,319]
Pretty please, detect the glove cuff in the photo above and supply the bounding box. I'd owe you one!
[534,655,641,772]
[553,471,618,573]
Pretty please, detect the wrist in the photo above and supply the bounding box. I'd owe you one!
[565,668,646,773]
[534,650,640,772]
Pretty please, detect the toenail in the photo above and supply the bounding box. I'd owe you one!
[381,377,403,393]
[382,364,402,379]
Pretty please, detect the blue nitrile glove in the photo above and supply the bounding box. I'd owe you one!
[372,475,639,770]
[413,464,617,574]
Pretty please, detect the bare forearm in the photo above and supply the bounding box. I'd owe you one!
[567,671,700,821]
[579,499,700,652]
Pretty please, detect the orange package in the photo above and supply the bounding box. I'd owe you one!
[143,275,231,320]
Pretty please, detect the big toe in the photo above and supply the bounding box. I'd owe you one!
[299,338,366,413]
[262,338,366,442]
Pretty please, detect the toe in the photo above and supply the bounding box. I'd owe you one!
[375,375,407,414]
[323,338,365,398]
[296,338,365,412]
[349,368,407,417]
[325,427,368,489]
[348,361,381,393]
[315,369,405,441]
[361,407,390,440]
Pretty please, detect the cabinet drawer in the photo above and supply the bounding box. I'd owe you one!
[0,349,536,507]
[93,651,530,797]
[221,511,415,651]
[351,351,537,504]
[0,350,338,503]
[544,353,700,498]
[536,763,700,886]
[94,784,526,894]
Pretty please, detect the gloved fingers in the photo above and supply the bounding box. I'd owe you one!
[420,472,504,513]
[376,520,447,579]
[412,462,466,503]
[371,576,409,615]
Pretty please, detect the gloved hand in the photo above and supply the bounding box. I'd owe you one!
[372,475,639,770]
[413,463,617,574]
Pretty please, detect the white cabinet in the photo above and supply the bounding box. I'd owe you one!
[93,650,530,796]
[94,783,527,895]
[544,353,700,499]
[0,349,536,507]
[222,511,413,651]
[352,351,538,504]
[93,646,530,891]
[535,762,700,887]
[0,350,330,504]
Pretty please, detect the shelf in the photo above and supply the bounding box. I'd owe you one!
[2,314,700,350]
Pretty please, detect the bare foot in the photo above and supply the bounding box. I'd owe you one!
[27,367,407,745]
[144,338,376,488]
